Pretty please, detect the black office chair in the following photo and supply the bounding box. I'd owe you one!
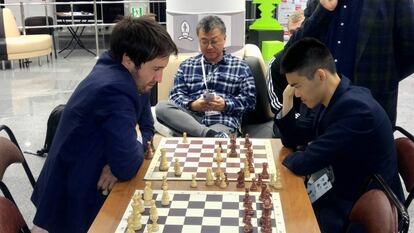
[24,16,57,59]
[0,125,36,205]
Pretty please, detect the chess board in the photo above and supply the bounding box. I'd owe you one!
[144,137,277,181]
[115,190,286,233]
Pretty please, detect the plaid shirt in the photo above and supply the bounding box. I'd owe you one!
[169,52,256,130]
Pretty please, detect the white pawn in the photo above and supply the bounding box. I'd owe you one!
[219,172,227,189]
[161,175,168,190]
[159,148,169,171]
[144,181,153,206]
[161,186,170,206]
[149,200,158,217]
[126,217,136,233]
[150,200,159,231]
[243,159,250,178]
[206,168,215,186]
[174,158,182,177]
[215,161,222,177]
[190,174,198,188]
[182,132,188,143]
[214,148,223,162]
[274,172,283,190]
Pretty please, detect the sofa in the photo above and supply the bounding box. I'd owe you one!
[153,44,275,138]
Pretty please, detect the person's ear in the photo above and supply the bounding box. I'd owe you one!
[315,69,326,82]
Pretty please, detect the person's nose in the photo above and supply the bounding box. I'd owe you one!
[154,70,163,83]
[294,89,300,98]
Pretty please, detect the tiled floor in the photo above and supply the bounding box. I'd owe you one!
[1,50,413,232]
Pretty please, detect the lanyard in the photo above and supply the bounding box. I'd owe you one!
[201,56,218,90]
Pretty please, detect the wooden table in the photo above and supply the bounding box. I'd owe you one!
[88,138,320,233]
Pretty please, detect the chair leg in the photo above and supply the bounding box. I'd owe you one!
[1,60,4,70]
[38,57,42,66]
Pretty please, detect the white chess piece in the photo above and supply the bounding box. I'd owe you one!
[149,200,159,231]
[161,175,168,190]
[144,181,153,206]
[274,172,283,190]
[182,132,188,143]
[219,172,227,189]
[206,168,214,186]
[214,148,223,162]
[161,186,170,206]
[190,174,198,188]
[243,159,250,178]
[174,158,182,176]
[159,148,169,171]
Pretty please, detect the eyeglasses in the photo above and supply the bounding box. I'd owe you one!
[200,38,224,47]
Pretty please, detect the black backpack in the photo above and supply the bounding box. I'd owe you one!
[36,104,65,157]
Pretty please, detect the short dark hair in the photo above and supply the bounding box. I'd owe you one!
[109,15,178,68]
[280,38,336,79]
[196,15,226,36]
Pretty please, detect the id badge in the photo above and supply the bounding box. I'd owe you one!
[307,172,333,203]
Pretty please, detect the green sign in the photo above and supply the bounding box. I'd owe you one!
[131,7,143,17]
[249,0,282,30]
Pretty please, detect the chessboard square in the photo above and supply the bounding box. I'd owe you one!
[222,202,239,209]
[203,209,222,217]
[177,144,190,148]
[164,148,176,154]
[199,157,213,163]
[164,216,186,225]
[253,145,266,150]
[172,193,191,201]
[220,217,239,226]
[175,148,189,153]
[201,217,222,225]
[168,208,187,216]
[200,225,220,233]
[196,172,206,178]
[189,193,207,202]
[157,208,170,216]
[204,201,223,210]
[188,148,202,153]
[221,209,240,218]
[157,215,167,224]
[198,162,213,167]
[219,226,241,233]
[222,194,237,202]
[254,154,267,159]
[191,140,203,144]
[226,162,241,168]
[183,216,203,225]
[186,157,200,162]
[206,194,223,202]
[202,144,215,149]
[187,201,206,209]
[174,152,187,157]
[169,201,189,209]
[182,225,203,232]
[186,208,205,217]
[163,224,184,232]
[183,162,198,167]
[183,167,198,173]
[165,139,179,144]
[200,152,214,157]
[255,163,263,168]
[226,157,241,163]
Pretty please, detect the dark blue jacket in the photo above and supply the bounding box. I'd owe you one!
[31,52,154,233]
[277,76,403,201]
